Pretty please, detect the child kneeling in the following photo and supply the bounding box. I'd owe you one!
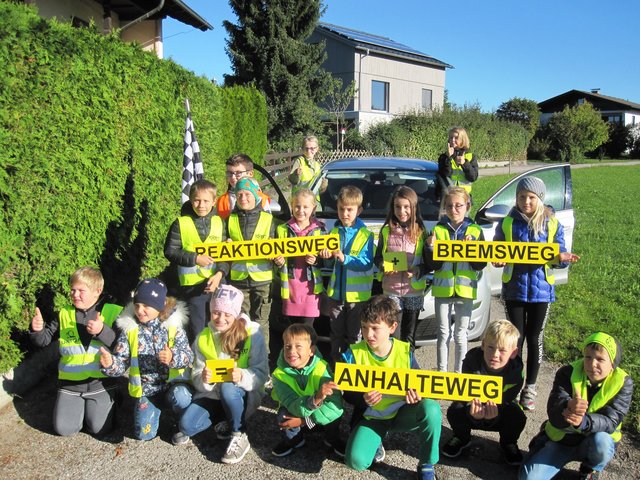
[443,319,526,465]
[271,324,346,457]
[520,332,633,480]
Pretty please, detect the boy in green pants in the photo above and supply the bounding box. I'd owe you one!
[341,295,441,480]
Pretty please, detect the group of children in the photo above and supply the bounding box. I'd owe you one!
[29,154,632,479]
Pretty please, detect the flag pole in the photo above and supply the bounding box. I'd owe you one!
[185,98,191,114]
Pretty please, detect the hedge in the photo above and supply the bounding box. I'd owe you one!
[0,2,267,372]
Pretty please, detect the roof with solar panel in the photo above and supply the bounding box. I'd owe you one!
[318,22,452,69]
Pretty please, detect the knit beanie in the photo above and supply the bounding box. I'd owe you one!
[516,176,546,202]
[133,278,167,312]
[210,284,244,318]
[234,177,261,204]
[583,332,622,368]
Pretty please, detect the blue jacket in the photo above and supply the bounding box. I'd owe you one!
[494,208,568,303]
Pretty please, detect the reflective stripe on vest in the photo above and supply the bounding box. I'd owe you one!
[545,360,627,442]
[501,216,558,285]
[431,224,482,299]
[58,303,122,381]
[351,339,412,420]
[196,325,254,368]
[270,359,328,403]
[228,211,274,282]
[326,226,374,303]
[177,215,224,286]
[450,152,474,193]
[276,223,324,299]
[378,225,426,290]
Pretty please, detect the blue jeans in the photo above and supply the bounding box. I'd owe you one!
[179,384,248,437]
[134,384,192,441]
[519,432,616,479]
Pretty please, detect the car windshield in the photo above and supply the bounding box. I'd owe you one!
[316,169,441,220]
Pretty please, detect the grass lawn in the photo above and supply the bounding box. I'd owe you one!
[472,165,640,432]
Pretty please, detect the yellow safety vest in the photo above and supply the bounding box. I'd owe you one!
[178,215,224,286]
[378,225,426,291]
[450,152,474,193]
[270,359,328,402]
[432,224,482,299]
[125,325,189,398]
[351,339,411,420]
[325,226,374,303]
[228,211,274,282]
[196,325,254,368]
[276,223,324,299]
[545,359,628,443]
[58,303,122,381]
[501,216,558,285]
[292,156,322,194]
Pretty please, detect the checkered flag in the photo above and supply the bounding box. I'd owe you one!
[181,100,204,205]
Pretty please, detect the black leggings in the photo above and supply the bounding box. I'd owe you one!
[504,300,550,385]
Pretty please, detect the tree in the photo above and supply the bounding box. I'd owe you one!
[223,0,332,143]
[496,97,540,139]
[323,78,356,150]
[545,102,609,162]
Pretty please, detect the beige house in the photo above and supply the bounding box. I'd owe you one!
[23,0,212,58]
[311,22,452,132]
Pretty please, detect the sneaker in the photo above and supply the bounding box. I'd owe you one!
[441,436,470,458]
[264,376,273,390]
[171,431,190,446]
[272,432,305,457]
[417,464,437,480]
[221,432,250,464]
[501,443,523,466]
[579,464,600,480]
[323,437,346,458]
[373,443,386,463]
[519,385,537,411]
[214,421,232,440]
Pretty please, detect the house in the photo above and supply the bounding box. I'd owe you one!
[310,22,452,132]
[23,0,212,58]
[538,89,640,126]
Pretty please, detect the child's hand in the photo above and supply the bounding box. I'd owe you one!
[31,307,44,332]
[279,415,303,430]
[483,401,498,420]
[230,367,243,384]
[558,252,580,264]
[426,235,435,248]
[305,254,316,265]
[202,366,213,384]
[314,381,338,406]
[99,346,113,368]
[196,254,215,267]
[405,388,421,404]
[463,234,475,241]
[364,390,382,407]
[447,141,455,157]
[492,262,506,268]
[568,392,589,416]
[273,255,285,268]
[469,398,485,419]
[333,250,345,263]
[86,313,104,336]
[318,248,331,259]
[205,271,223,293]
[158,344,173,366]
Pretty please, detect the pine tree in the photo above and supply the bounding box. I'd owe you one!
[223,0,332,143]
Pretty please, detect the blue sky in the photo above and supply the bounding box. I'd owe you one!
[164,0,640,112]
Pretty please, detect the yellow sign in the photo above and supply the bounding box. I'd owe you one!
[194,234,340,262]
[334,363,503,403]
[383,251,408,272]
[205,359,234,383]
[433,240,559,265]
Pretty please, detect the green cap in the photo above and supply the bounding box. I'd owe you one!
[583,332,621,367]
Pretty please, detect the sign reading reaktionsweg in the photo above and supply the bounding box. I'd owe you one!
[433,240,559,265]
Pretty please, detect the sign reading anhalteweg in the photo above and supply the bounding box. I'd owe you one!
[194,234,340,262]
[433,240,559,265]
[334,363,503,403]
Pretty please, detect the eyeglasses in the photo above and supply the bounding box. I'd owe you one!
[304,147,318,151]
[445,203,467,210]
[225,170,249,178]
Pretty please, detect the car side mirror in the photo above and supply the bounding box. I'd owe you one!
[483,204,510,221]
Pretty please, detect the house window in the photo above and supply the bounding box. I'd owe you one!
[371,80,389,111]
[422,89,433,110]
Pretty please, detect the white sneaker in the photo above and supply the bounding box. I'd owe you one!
[221,432,250,464]
[171,431,190,446]
[519,385,537,411]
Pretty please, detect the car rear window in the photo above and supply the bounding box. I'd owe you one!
[317,169,441,220]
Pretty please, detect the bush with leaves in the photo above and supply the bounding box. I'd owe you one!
[496,97,541,140]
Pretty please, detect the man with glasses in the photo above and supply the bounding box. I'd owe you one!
[217,153,271,220]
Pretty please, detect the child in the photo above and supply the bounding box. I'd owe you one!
[29,266,122,437]
[493,176,580,410]
[443,319,526,465]
[270,324,345,457]
[520,332,633,480]
[342,295,441,480]
[437,126,478,195]
[424,186,487,372]
[99,278,193,441]
[217,153,271,220]
[374,185,427,350]
[273,188,325,327]
[319,185,374,364]
[164,179,229,342]
[227,177,278,355]
[174,285,268,465]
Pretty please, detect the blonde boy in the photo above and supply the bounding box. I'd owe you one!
[443,320,526,465]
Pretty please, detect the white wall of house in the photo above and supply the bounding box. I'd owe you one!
[625,112,639,126]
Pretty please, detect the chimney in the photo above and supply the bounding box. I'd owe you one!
[591,88,601,94]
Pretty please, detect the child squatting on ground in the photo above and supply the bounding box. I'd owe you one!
[519,332,633,480]
[443,319,526,466]
[99,278,193,441]
[30,266,123,437]
[270,323,346,458]
[341,295,442,480]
